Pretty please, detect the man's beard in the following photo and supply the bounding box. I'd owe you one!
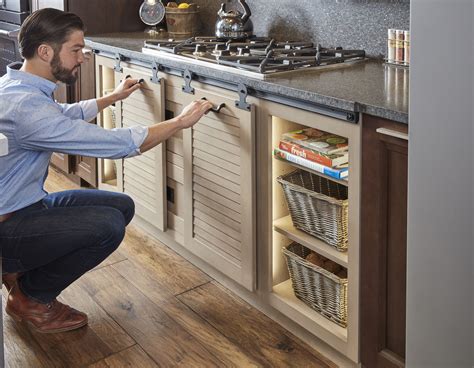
[51,53,79,85]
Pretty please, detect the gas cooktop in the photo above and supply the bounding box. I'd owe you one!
[142,36,366,80]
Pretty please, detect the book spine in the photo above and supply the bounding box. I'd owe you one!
[279,140,333,167]
[274,148,348,179]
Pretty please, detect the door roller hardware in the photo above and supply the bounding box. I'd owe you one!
[182,69,195,94]
[150,61,161,84]
[201,97,226,113]
[346,112,357,123]
[114,53,125,73]
[235,83,251,111]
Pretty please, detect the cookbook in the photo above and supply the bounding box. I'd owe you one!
[278,139,348,168]
[281,128,348,155]
[274,148,349,179]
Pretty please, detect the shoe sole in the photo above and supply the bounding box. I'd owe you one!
[5,306,88,333]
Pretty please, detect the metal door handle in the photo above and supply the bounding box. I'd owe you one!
[201,97,226,113]
[376,127,408,141]
[0,29,19,38]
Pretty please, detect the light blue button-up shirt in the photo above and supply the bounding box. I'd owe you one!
[0,63,149,215]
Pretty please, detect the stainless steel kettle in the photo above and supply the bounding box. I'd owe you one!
[215,0,253,40]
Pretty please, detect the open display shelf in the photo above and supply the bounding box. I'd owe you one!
[273,215,348,268]
[271,279,347,341]
[264,107,360,361]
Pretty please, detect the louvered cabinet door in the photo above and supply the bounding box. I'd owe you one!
[182,88,256,291]
[119,67,167,231]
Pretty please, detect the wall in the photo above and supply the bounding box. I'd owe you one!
[407,0,473,367]
[189,0,410,57]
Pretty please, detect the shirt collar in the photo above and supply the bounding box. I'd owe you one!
[7,62,58,97]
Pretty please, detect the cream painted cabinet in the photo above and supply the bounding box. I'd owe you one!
[95,56,167,232]
[181,86,256,292]
[257,100,361,362]
[118,66,167,232]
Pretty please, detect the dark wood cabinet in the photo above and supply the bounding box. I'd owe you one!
[32,0,144,187]
[360,115,408,368]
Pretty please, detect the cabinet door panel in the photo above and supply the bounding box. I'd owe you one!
[183,88,256,291]
[361,115,408,368]
[120,67,166,232]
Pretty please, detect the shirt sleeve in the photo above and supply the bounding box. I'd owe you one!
[14,95,149,159]
[56,99,98,123]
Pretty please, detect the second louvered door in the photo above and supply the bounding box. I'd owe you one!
[119,67,167,231]
[182,87,256,291]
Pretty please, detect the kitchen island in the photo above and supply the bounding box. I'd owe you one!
[85,32,409,367]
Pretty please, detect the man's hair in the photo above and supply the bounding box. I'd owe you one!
[18,8,84,59]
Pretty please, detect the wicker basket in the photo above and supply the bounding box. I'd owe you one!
[283,242,348,327]
[277,169,348,251]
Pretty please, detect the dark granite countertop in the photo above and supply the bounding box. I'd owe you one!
[86,33,408,124]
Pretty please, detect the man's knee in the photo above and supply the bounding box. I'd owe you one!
[116,193,135,225]
[94,208,127,252]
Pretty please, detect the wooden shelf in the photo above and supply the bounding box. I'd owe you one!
[104,178,117,186]
[99,180,119,193]
[274,215,348,268]
[273,155,348,187]
[271,280,347,348]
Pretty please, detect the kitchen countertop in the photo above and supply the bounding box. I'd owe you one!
[86,33,409,124]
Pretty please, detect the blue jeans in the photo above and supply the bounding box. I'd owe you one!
[0,190,135,303]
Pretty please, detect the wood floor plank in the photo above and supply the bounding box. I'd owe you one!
[112,260,260,367]
[91,248,127,271]
[119,225,211,295]
[177,282,335,368]
[30,327,112,368]
[88,345,158,368]
[111,259,175,304]
[79,266,225,367]
[58,280,136,353]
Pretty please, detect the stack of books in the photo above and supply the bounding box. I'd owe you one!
[274,128,349,180]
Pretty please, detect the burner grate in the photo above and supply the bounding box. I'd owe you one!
[143,37,366,76]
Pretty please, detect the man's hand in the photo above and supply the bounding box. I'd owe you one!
[177,99,214,129]
[112,77,143,102]
[96,77,142,113]
[139,99,214,153]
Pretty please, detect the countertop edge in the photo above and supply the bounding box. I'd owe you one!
[86,39,409,125]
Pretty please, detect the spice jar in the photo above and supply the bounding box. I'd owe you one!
[387,29,396,63]
[395,29,405,64]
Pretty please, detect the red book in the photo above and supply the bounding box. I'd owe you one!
[279,140,348,168]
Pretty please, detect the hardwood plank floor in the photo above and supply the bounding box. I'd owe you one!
[3,167,336,367]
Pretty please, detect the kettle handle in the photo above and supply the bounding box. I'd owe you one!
[217,3,226,18]
[238,0,251,23]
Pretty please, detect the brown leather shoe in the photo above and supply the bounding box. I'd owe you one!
[5,285,88,333]
[2,272,24,292]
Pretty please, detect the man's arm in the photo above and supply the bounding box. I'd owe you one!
[94,79,213,153]
[56,77,140,122]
